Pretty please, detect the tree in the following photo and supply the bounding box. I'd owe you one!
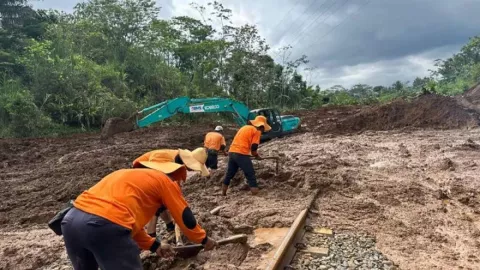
[7,0,478,138]
[433,35,480,95]
[413,77,430,89]
[0,0,29,29]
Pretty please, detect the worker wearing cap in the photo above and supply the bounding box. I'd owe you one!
[131,148,210,238]
[222,115,271,196]
[61,150,216,270]
[204,126,227,171]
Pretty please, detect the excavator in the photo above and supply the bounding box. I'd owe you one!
[100,96,301,141]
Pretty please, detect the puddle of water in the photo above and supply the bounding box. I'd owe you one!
[253,227,290,269]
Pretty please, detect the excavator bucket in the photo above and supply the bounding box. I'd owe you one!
[100,113,137,141]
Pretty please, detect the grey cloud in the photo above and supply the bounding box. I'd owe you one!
[308,43,463,88]
[33,0,172,17]
[32,0,83,12]
[31,0,480,87]
[273,0,480,68]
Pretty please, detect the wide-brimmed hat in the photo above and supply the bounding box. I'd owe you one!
[139,151,187,177]
[178,147,210,177]
[249,115,271,131]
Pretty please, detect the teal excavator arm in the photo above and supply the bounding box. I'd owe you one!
[137,97,253,128]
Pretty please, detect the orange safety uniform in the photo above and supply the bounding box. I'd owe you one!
[73,168,207,250]
[228,125,261,155]
[204,132,226,151]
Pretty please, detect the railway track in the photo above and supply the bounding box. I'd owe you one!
[263,189,399,270]
[264,189,321,270]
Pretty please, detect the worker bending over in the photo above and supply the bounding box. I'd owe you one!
[61,151,216,270]
[222,115,271,196]
[204,126,227,171]
[132,148,209,237]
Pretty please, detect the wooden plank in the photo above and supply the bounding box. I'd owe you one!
[313,227,333,236]
[299,246,329,257]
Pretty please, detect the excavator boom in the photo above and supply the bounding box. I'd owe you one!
[137,97,253,128]
[100,96,301,141]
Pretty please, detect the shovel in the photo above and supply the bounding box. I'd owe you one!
[253,156,280,174]
[172,234,248,258]
[175,224,183,246]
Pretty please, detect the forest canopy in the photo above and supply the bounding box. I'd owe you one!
[0,0,479,137]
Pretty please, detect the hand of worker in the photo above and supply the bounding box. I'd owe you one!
[203,238,217,251]
[156,243,175,258]
[251,151,261,160]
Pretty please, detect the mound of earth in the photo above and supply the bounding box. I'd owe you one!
[464,82,480,104]
[329,94,480,134]
[289,105,363,133]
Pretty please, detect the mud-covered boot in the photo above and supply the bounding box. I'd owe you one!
[239,183,250,191]
[222,184,228,196]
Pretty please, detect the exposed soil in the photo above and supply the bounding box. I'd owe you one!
[296,94,480,135]
[293,130,480,270]
[1,93,480,270]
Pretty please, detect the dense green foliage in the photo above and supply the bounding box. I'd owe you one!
[0,0,479,137]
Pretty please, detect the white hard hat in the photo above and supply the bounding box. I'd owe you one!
[215,126,223,131]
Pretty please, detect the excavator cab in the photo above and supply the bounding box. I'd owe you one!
[250,108,283,141]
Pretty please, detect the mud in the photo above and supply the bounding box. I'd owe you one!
[297,93,480,134]
[301,129,480,269]
[1,94,480,269]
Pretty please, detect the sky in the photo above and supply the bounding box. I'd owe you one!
[31,0,480,88]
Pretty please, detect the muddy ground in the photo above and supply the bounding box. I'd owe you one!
[1,94,480,270]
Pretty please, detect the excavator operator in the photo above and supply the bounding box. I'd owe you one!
[222,115,271,196]
[204,126,228,171]
[60,151,216,270]
[132,148,210,238]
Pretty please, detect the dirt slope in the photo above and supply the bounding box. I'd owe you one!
[297,94,480,134]
[1,94,480,270]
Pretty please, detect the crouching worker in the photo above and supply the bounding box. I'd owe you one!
[61,151,216,270]
[204,126,228,171]
[222,116,271,196]
[132,148,210,238]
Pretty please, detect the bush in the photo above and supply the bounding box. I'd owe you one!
[0,79,51,137]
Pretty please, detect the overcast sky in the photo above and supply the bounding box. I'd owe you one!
[32,0,480,88]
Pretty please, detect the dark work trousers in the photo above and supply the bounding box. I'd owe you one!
[206,149,219,169]
[61,207,142,270]
[223,152,258,188]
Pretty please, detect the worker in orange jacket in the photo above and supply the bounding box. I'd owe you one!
[204,126,227,171]
[131,148,210,238]
[222,115,271,196]
[61,150,216,270]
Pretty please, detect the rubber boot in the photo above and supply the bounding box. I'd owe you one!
[239,183,250,191]
[222,184,228,196]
